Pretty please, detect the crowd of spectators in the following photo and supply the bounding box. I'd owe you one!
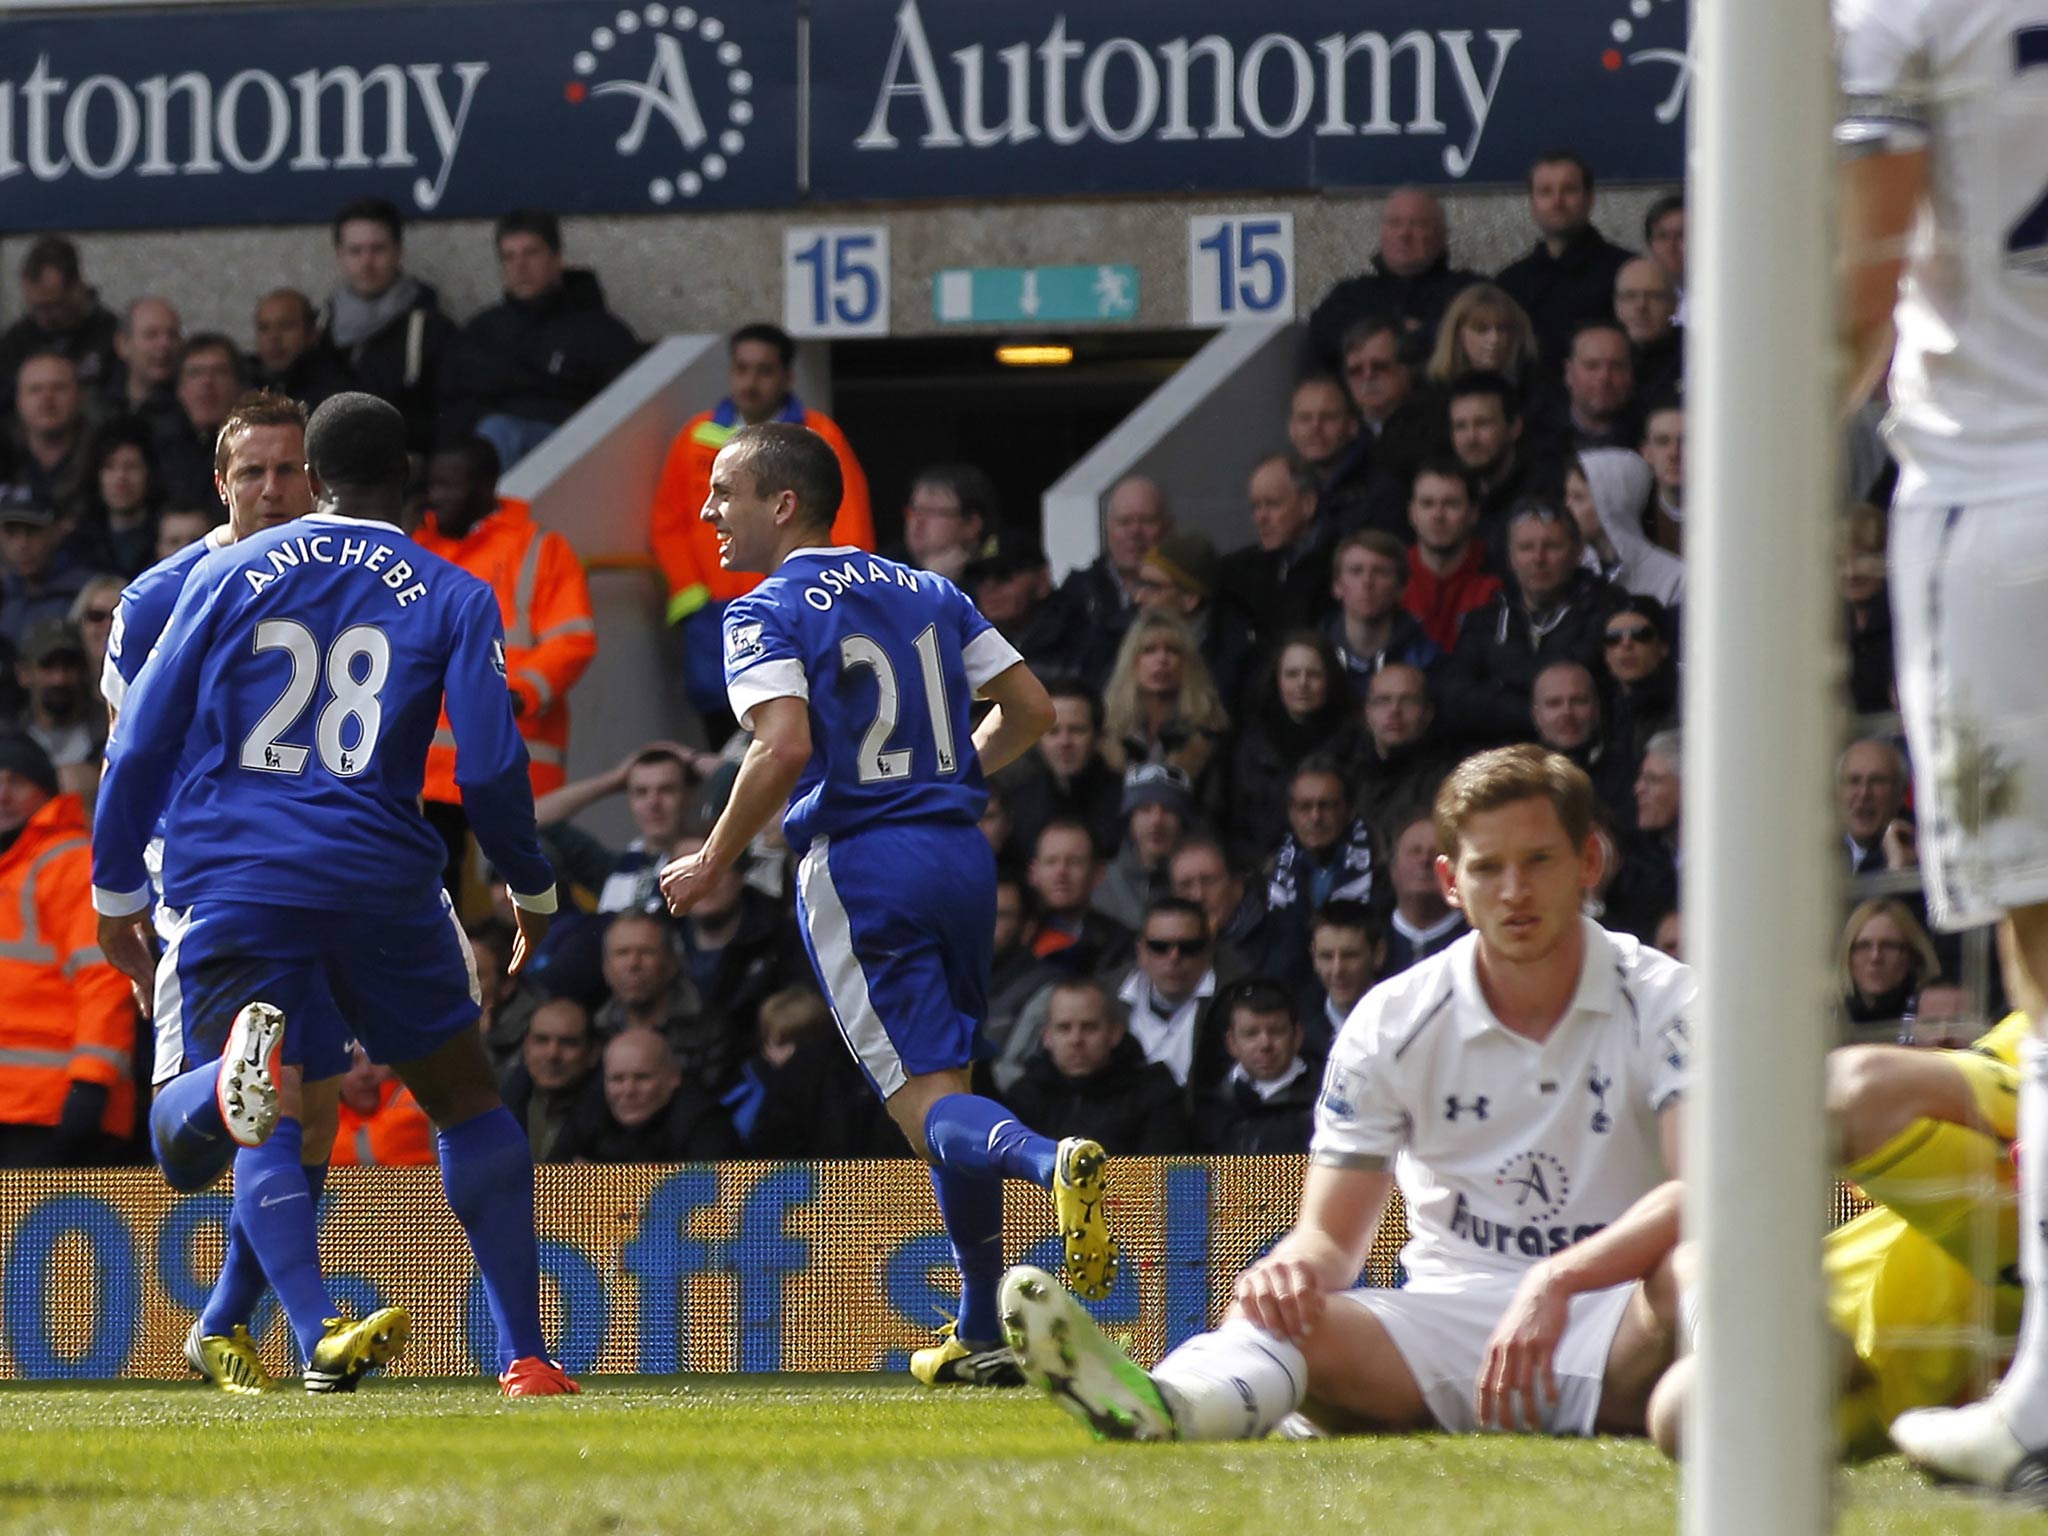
[0,149,1957,1170]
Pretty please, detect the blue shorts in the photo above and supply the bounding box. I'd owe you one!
[794,822,994,1099]
[152,892,481,1084]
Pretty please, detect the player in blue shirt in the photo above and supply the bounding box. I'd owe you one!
[93,394,578,1397]
[101,390,365,1393]
[661,421,1118,1386]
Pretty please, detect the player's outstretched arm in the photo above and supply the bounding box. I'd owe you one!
[1234,1160,1393,1344]
[971,661,1057,778]
[1477,1108,1686,1429]
[1838,147,1927,409]
[662,696,810,915]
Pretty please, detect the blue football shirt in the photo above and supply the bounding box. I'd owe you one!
[721,546,1023,855]
[92,511,556,916]
[100,526,232,712]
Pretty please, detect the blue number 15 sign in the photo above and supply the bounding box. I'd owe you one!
[1187,213,1295,327]
[784,226,892,338]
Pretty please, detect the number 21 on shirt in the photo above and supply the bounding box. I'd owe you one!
[841,624,956,784]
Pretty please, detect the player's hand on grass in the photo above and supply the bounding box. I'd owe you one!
[509,904,549,976]
[1477,1261,1568,1431]
[1233,1252,1328,1343]
[95,913,156,1017]
[659,849,717,916]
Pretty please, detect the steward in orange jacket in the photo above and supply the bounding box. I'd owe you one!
[0,739,137,1166]
[647,327,872,721]
[331,1065,435,1167]
[418,440,596,806]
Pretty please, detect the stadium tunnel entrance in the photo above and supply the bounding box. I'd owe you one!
[824,330,1207,559]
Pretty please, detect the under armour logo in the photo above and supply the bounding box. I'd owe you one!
[1587,1069,1613,1134]
[1445,1095,1490,1122]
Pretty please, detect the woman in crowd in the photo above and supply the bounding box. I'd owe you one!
[1600,594,1681,762]
[1229,630,1357,861]
[1425,282,1542,393]
[1100,610,1231,817]
[1839,897,1943,1038]
[63,421,162,580]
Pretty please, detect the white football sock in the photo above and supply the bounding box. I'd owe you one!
[1150,1318,1309,1441]
[1992,1035,2048,1447]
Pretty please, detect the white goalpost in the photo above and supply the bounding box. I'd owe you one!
[1682,0,1841,1526]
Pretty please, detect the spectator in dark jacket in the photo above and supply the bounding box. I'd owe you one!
[1605,728,1682,943]
[1169,835,1309,998]
[152,335,244,510]
[1494,150,1636,372]
[1024,819,1133,976]
[1532,660,1638,833]
[1230,629,1359,864]
[250,289,354,414]
[443,209,643,468]
[999,677,1124,861]
[1599,595,1681,760]
[1382,811,1468,976]
[669,832,806,1039]
[1056,474,1168,691]
[1266,758,1385,956]
[727,987,900,1158]
[1201,979,1318,1155]
[317,197,460,455]
[1095,764,1196,934]
[1003,978,1193,1154]
[551,1028,739,1163]
[0,237,118,413]
[1305,188,1481,371]
[1352,662,1460,839]
[61,421,161,581]
[1303,899,1381,1054]
[500,998,603,1162]
[1441,500,1624,747]
[1326,530,1442,698]
[1223,452,1336,645]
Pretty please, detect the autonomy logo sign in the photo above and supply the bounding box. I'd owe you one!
[565,4,754,205]
[1598,0,1689,124]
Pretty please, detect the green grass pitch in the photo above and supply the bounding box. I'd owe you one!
[0,1375,2038,1535]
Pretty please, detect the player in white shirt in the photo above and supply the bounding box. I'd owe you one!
[1000,745,1690,1441]
[1836,0,2048,1496]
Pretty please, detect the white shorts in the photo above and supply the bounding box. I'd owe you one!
[149,902,191,1085]
[1338,1270,1636,1436]
[1890,483,2048,930]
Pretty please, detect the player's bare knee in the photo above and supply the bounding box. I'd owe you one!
[1646,1356,1691,1460]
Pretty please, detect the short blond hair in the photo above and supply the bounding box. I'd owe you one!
[1432,744,1596,858]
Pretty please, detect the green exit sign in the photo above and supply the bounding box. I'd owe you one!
[932,264,1140,325]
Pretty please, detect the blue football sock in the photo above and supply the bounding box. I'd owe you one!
[231,1119,333,1359]
[201,1157,328,1336]
[149,1063,234,1194]
[438,1107,546,1369]
[929,1166,1005,1345]
[923,1093,1059,1189]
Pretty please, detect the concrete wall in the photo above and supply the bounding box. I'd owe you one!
[0,185,1673,343]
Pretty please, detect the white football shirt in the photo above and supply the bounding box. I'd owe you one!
[1837,0,2048,496]
[1311,918,1691,1286]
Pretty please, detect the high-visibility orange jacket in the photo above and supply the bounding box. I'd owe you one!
[649,398,874,625]
[0,794,136,1136]
[418,498,597,804]
[331,1078,435,1166]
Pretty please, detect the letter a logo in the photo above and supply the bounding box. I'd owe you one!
[598,33,709,155]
